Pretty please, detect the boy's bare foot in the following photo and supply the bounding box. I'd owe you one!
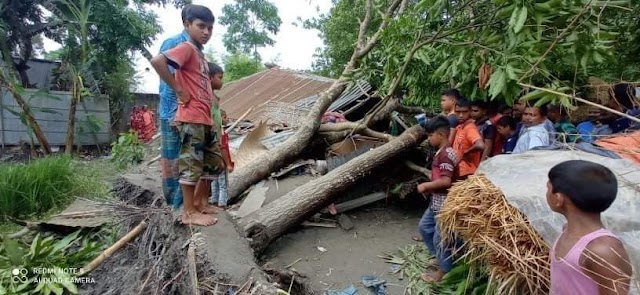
[197,204,222,214]
[411,235,423,242]
[421,269,446,283]
[182,212,218,226]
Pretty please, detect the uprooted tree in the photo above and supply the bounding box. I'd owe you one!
[229,0,633,252]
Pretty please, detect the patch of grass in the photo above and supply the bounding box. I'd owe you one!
[72,159,118,201]
[0,156,118,222]
[0,156,76,220]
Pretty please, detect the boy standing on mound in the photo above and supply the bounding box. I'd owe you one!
[151,5,221,226]
[547,160,632,294]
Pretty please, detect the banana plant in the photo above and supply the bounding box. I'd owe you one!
[48,0,96,154]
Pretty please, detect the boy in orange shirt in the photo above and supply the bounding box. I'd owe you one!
[151,5,221,226]
[452,98,485,179]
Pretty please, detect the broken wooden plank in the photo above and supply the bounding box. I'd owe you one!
[301,221,338,228]
[237,182,269,218]
[321,192,387,214]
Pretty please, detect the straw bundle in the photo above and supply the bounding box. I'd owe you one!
[438,174,550,294]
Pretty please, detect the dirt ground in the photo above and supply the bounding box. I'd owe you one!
[261,202,424,294]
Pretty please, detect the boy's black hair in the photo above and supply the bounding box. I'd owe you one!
[496,116,516,130]
[208,62,223,75]
[425,115,451,134]
[611,83,636,110]
[181,4,192,22]
[185,4,215,24]
[441,89,461,100]
[548,160,617,213]
[470,100,487,109]
[456,98,472,108]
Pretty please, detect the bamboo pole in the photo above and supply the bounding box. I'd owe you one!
[225,106,254,133]
[77,219,148,277]
[187,241,200,295]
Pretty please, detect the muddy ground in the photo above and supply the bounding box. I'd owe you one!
[248,174,425,293]
[262,202,423,294]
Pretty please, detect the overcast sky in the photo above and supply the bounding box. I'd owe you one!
[42,0,332,93]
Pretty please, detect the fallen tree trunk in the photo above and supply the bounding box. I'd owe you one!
[227,0,405,200]
[240,125,426,253]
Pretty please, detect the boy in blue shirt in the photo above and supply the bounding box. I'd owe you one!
[158,5,191,208]
[496,116,518,154]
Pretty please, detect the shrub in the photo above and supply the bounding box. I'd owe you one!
[110,131,145,169]
[0,156,75,220]
[0,230,105,294]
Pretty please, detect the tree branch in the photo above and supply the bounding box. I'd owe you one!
[404,160,430,177]
[357,0,405,57]
[518,1,593,83]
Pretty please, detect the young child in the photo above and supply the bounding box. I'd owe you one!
[496,116,518,154]
[417,116,459,283]
[547,160,632,294]
[151,5,220,226]
[452,98,485,180]
[207,63,234,208]
[441,89,460,142]
[470,101,498,161]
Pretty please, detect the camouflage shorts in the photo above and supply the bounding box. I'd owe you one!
[177,123,225,185]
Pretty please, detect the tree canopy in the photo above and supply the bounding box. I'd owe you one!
[305,0,639,108]
[219,0,282,60]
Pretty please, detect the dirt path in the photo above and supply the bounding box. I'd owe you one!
[262,202,424,294]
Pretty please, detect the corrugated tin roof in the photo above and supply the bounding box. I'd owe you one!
[217,68,335,122]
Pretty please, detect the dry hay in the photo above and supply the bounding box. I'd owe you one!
[438,174,550,295]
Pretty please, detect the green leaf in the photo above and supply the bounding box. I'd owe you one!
[509,7,520,28]
[2,237,23,266]
[49,282,64,295]
[520,89,546,101]
[514,7,528,33]
[51,231,80,254]
[488,68,506,99]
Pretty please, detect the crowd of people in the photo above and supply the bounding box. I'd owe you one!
[431,86,639,160]
[416,89,635,293]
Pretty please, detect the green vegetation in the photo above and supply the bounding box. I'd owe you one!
[0,156,116,221]
[110,131,146,169]
[304,0,639,108]
[0,230,107,295]
[382,244,490,295]
[223,52,265,82]
[220,0,282,59]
